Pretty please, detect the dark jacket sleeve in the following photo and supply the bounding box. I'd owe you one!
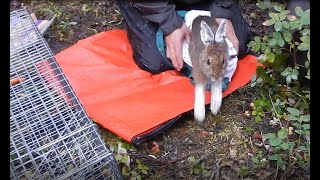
[210,0,239,19]
[130,0,239,36]
[131,1,184,36]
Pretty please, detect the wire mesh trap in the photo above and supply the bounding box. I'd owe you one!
[10,8,123,180]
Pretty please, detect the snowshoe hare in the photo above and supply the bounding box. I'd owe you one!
[189,16,229,122]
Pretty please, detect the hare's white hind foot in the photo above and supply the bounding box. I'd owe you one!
[210,80,222,115]
[194,83,206,122]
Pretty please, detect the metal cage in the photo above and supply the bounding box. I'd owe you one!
[10,8,122,180]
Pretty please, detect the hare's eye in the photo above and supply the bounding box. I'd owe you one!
[207,59,211,65]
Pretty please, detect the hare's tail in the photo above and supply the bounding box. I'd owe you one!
[210,80,222,115]
[194,83,206,122]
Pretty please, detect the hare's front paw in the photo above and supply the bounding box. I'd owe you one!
[194,84,206,122]
[210,96,222,115]
[210,81,222,114]
[194,105,206,122]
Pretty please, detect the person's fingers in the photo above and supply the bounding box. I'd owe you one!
[166,44,171,60]
[174,41,183,70]
[168,45,179,70]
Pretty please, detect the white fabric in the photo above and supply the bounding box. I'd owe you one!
[182,10,238,80]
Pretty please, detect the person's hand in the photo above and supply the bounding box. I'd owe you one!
[215,18,239,54]
[164,23,191,71]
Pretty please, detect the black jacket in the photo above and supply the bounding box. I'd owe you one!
[130,0,239,36]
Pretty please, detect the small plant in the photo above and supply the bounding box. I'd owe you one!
[110,141,151,179]
[187,156,211,178]
[238,165,250,178]
[245,2,310,178]
[251,151,268,169]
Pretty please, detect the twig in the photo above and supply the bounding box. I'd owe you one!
[268,89,283,128]
[163,140,227,166]
[209,158,222,180]
[285,89,307,106]
[272,166,279,180]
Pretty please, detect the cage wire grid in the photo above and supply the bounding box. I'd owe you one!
[10,8,122,180]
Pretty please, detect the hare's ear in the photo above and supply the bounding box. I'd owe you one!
[215,19,227,43]
[200,20,215,45]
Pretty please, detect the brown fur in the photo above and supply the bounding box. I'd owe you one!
[189,16,228,84]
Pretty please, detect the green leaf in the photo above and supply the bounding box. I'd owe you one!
[297,42,309,51]
[269,13,279,21]
[273,31,281,38]
[254,37,261,51]
[295,152,302,161]
[263,133,277,140]
[277,37,285,47]
[295,6,304,17]
[294,130,304,135]
[269,154,281,161]
[188,156,196,163]
[280,143,289,150]
[274,5,283,12]
[277,158,286,171]
[263,19,275,26]
[298,146,308,151]
[122,167,130,176]
[141,169,148,175]
[255,115,261,122]
[289,20,300,30]
[300,115,310,122]
[301,10,310,25]
[278,128,288,139]
[256,2,269,10]
[287,107,300,116]
[282,21,290,29]
[202,170,211,177]
[270,138,282,146]
[280,10,291,20]
[115,154,123,161]
[131,170,138,176]
[274,21,282,31]
[305,60,310,68]
[283,30,292,42]
[258,111,265,117]
[269,38,278,46]
[302,29,310,36]
[136,175,142,180]
[267,53,275,63]
[194,168,201,174]
[286,75,293,84]
[252,111,257,116]
[281,67,292,76]
[251,157,259,164]
[292,122,301,129]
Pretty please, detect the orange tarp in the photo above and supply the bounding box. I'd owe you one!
[55,29,260,143]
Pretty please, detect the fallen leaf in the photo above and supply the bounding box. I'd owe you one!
[253,132,262,140]
[151,141,160,155]
[229,149,237,159]
[288,98,296,105]
[10,77,26,86]
[199,130,209,138]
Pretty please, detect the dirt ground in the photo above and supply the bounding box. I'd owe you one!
[10,0,309,179]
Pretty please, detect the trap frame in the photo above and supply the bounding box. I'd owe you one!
[10,8,122,180]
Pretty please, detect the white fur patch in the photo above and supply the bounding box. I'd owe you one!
[194,84,206,122]
[210,80,222,114]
